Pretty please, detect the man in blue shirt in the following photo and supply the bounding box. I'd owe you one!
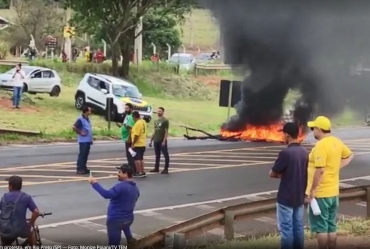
[0,176,40,246]
[73,106,93,175]
[269,122,308,249]
[89,165,140,246]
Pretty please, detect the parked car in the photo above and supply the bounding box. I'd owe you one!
[74,73,153,123]
[0,66,62,97]
[168,53,196,71]
[196,52,213,63]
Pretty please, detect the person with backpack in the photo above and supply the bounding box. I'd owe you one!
[0,175,40,246]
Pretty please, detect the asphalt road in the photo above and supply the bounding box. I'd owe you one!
[0,127,369,245]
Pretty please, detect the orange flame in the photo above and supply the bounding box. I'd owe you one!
[221,122,306,143]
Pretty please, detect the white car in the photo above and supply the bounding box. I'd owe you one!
[0,66,62,97]
[74,73,153,123]
[168,53,196,71]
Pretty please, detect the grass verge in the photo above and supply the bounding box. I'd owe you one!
[203,217,370,249]
[0,62,365,144]
[0,69,230,144]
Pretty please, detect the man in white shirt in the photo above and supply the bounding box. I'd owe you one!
[12,63,26,109]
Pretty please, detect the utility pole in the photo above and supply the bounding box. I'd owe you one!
[133,2,143,64]
[189,10,194,47]
[64,7,72,62]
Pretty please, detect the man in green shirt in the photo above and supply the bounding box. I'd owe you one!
[116,103,135,172]
[149,107,170,174]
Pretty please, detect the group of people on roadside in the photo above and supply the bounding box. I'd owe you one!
[270,116,354,249]
[72,103,171,177]
[70,103,172,245]
[117,103,170,177]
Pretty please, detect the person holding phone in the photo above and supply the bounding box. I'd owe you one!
[88,165,140,246]
[73,107,93,175]
[12,63,25,109]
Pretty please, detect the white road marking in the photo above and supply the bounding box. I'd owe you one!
[196,204,217,210]
[356,202,367,207]
[37,176,370,229]
[339,182,355,188]
[247,196,267,201]
[140,211,184,223]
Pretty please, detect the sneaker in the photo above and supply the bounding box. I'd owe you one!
[76,169,89,175]
[136,173,147,178]
[161,169,169,174]
[127,237,137,244]
[150,168,159,173]
[133,173,141,178]
[16,106,20,109]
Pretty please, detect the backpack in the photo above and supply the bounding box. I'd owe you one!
[0,193,24,239]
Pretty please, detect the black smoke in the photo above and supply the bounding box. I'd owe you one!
[201,0,370,130]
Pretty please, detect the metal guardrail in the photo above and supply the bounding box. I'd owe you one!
[194,64,232,76]
[134,185,370,249]
[0,60,28,66]
[0,128,41,136]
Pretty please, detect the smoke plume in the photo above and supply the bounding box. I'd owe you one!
[201,0,370,130]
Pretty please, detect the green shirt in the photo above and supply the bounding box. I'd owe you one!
[153,117,169,142]
[121,114,134,142]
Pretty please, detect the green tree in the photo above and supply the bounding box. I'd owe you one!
[0,0,10,8]
[3,0,64,50]
[67,0,197,77]
[142,9,181,60]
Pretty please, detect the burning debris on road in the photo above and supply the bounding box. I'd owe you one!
[200,0,370,143]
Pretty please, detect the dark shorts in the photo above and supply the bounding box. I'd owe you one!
[1,224,31,245]
[133,146,145,161]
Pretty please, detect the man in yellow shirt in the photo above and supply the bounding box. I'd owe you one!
[131,111,147,178]
[306,116,353,249]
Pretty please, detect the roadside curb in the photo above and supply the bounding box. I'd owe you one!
[0,137,185,148]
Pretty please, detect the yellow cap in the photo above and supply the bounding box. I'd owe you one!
[307,116,331,130]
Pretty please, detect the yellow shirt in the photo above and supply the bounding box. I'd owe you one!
[306,135,352,198]
[131,119,146,147]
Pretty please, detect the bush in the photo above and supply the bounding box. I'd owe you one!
[30,59,231,77]
[0,40,9,59]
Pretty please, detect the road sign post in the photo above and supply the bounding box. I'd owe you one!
[227,81,233,121]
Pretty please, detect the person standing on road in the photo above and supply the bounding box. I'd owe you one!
[116,103,135,172]
[306,116,353,249]
[149,107,170,174]
[11,63,25,109]
[269,122,308,249]
[131,111,147,178]
[73,106,93,175]
[89,165,140,246]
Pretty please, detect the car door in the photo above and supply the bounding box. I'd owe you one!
[86,76,107,110]
[41,70,56,92]
[28,70,42,92]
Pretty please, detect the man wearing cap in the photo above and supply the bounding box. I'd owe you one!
[269,122,308,249]
[306,116,354,249]
[0,176,40,246]
[88,165,140,246]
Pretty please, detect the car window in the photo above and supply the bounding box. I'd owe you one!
[88,77,109,91]
[31,70,42,78]
[169,55,193,64]
[42,70,54,78]
[112,84,141,99]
